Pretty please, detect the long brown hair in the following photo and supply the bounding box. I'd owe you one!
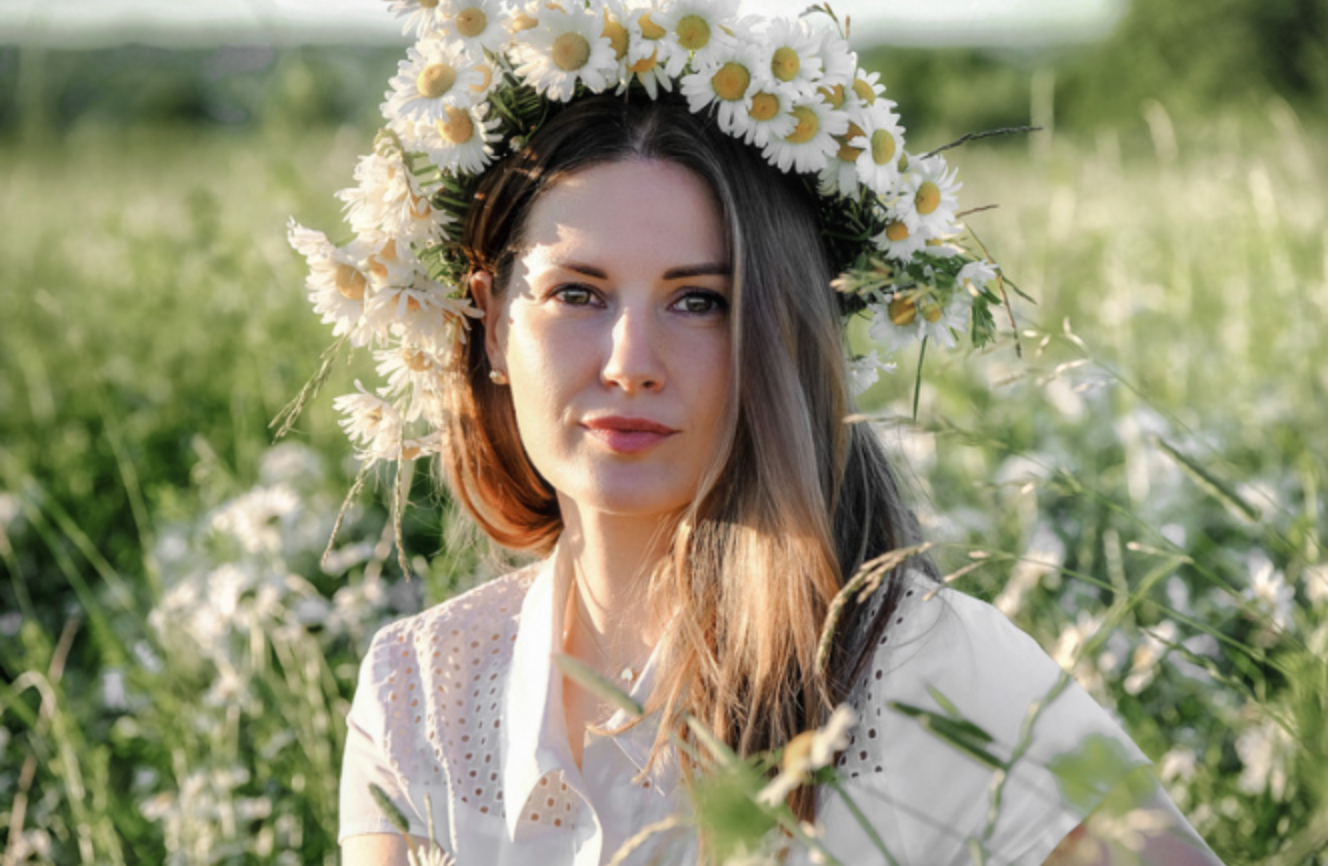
[441,92,931,822]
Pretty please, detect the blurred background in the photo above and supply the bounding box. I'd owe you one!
[0,0,1325,863]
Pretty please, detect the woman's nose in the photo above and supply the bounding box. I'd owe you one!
[601,306,664,393]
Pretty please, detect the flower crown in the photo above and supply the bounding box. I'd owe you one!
[282,0,1021,481]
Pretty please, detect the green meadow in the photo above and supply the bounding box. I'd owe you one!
[0,4,1325,862]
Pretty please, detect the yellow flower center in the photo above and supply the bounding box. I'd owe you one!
[455,7,487,37]
[602,16,629,60]
[888,294,916,325]
[711,62,750,101]
[897,152,909,173]
[472,63,493,93]
[437,107,475,144]
[915,181,942,215]
[871,129,897,166]
[676,14,711,50]
[379,239,399,262]
[409,193,432,219]
[403,349,432,372]
[920,301,943,323]
[836,122,865,162]
[851,77,877,104]
[771,46,800,82]
[334,264,366,301]
[785,105,819,144]
[885,221,910,243]
[419,0,439,7]
[416,62,458,99]
[749,91,780,121]
[628,48,658,74]
[406,296,423,313]
[819,83,845,109]
[369,259,388,280]
[511,12,539,31]
[552,32,591,71]
[639,13,666,39]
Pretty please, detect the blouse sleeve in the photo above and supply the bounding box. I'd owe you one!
[818,576,1152,866]
[338,624,432,843]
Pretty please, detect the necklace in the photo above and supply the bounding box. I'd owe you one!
[565,577,643,689]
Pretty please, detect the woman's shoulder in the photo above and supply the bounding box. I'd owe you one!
[360,561,542,678]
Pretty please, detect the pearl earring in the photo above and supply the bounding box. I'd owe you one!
[488,369,509,386]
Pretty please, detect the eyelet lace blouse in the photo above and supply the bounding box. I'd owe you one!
[339,555,1149,865]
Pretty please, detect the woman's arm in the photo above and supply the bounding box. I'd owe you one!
[341,834,437,866]
[1045,784,1224,866]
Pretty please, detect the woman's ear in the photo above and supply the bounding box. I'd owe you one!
[469,270,507,376]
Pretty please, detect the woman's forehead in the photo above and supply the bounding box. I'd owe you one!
[518,160,729,270]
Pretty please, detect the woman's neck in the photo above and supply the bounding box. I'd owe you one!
[555,500,667,674]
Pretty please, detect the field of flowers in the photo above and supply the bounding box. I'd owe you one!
[0,87,1325,865]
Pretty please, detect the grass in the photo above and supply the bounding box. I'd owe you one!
[0,97,1324,863]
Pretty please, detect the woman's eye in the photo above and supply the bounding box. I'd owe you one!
[553,285,596,306]
[673,291,728,315]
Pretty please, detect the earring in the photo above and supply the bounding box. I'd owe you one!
[488,369,509,386]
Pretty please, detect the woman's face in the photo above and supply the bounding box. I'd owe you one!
[481,159,732,523]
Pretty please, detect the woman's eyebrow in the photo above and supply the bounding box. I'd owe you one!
[547,260,732,280]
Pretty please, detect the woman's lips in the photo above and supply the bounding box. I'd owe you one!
[581,417,678,454]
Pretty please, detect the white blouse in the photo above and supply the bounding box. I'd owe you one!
[339,556,1150,866]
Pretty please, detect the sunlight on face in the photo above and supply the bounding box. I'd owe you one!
[485,159,732,524]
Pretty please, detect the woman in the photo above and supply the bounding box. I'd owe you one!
[281,4,1225,863]
[329,94,1221,865]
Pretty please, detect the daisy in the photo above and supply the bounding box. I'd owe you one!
[873,204,928,261]
[867,290,924,353]
[762,97,848,174]
[756,16,823,101]
[817,128,861,198]
[727,84,796,148]
[757,705,856,807]
[440,0,509,55]
[287,220,375,347]
[336,152,445,247]
[810,26,855,92]
[901,153,962,239]
[654,0,741,69]
[955,259,998,296]
[512,4,618,101]
[384,37,486,123]
[919,288,970,349]
[375,346,449,422]
[850,98,906,195]
[397,103,503,175]
[680,40,763,133]
[617,19,675,99]
[362,238,423,293]
[365,281,480,352]
[847,350,896,396]
[625,5,688,80]
[334,381,404,464]
[385,0,451,37]
[849,68,886,107]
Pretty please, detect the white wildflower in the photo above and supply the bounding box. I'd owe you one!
[512,4,618,102]
[756,704,856,807]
